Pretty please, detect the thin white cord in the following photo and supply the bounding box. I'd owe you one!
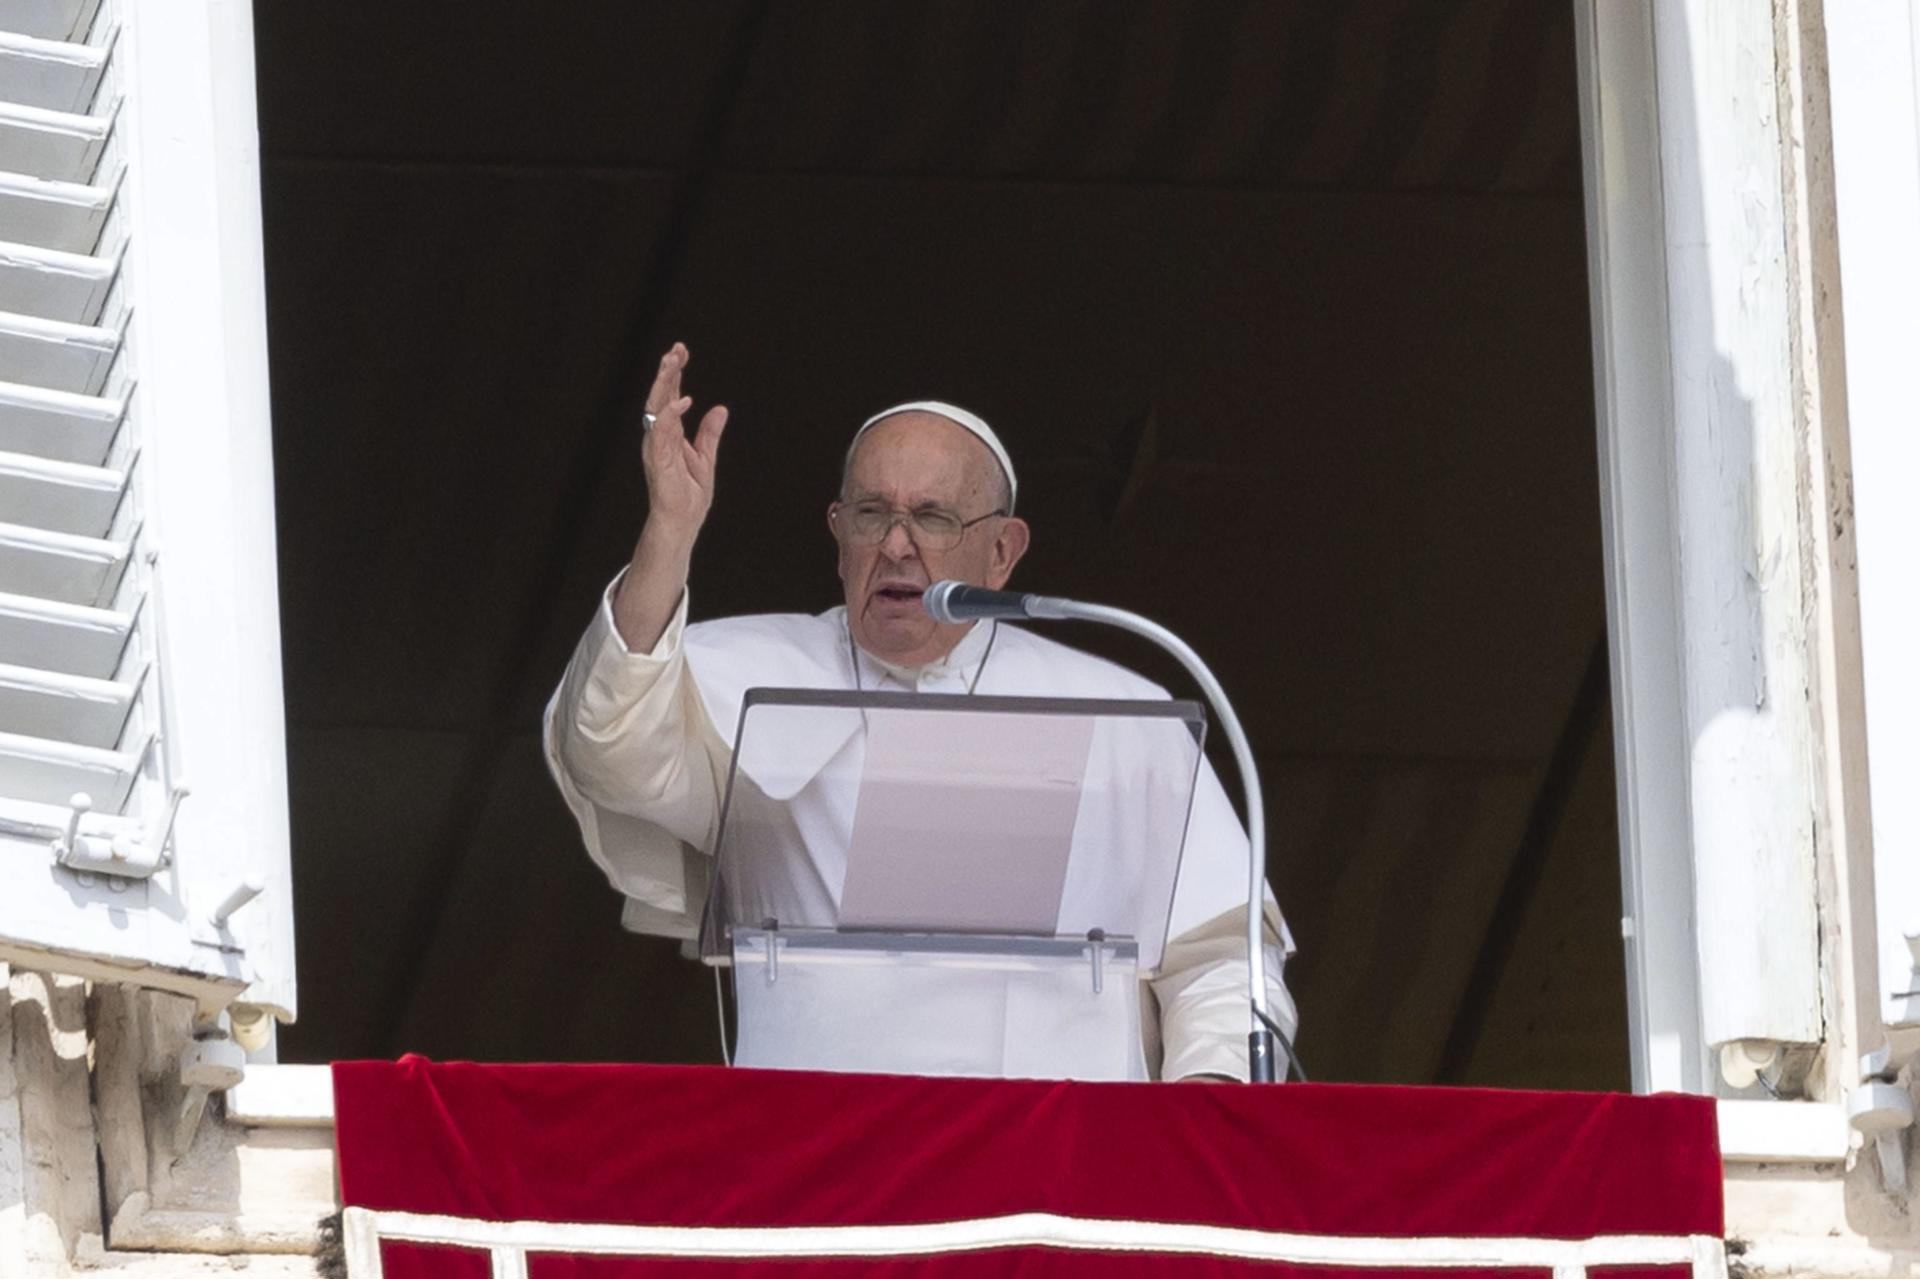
[714,965,732,1067]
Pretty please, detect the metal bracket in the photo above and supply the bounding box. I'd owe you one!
[189,876,266,952]
[1849,1048,1915,1197]
[174,1030,245,1157]
[1718,1038,1781,1090]
[1892,930,1920,1025]
[50,785,187,884]
[1087,928,1106,995]
[211,876,263,928]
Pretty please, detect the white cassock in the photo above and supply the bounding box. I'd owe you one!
[544,579,1298,1081]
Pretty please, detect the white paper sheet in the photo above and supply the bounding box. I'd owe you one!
[836,708,1096,935]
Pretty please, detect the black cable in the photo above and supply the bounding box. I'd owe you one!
[1255,1007,1308,1082]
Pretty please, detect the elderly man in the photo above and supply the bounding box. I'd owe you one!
[545,343,1296,1081]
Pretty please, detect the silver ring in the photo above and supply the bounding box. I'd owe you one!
[642,411,658,430]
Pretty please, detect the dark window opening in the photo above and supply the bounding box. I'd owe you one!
[257,1,1627,1088]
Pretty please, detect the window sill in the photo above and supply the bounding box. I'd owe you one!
[1716,1099,1851,1164]
[224,1069,1856,1168]
[225,1063,334,1129]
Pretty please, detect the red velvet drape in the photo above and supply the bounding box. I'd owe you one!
[333,1058,1722,1278]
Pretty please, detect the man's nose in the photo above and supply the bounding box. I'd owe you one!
[879,519,919,562]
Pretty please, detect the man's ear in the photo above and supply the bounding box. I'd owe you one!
[827,502,853,585]
[986,518,1031,590]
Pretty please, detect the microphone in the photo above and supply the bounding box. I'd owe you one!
[918,577,1290,1083]
[921,580,1067,622]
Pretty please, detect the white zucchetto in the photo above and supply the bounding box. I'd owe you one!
[850,401,1017,514]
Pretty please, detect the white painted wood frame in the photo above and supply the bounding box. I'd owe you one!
[1575,0,1829,1091]
[1821,0,1920,1052]
[1573,0,1706,1095]
[112,0,297,1022]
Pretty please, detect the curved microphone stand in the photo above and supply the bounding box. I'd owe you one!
[925,582,1282,1082]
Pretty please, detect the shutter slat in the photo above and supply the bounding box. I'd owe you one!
[0,377,124,462]
[0,447,124,535]
[0,588,131,677]
[0,97,108,182]
[0,237,116,323]
[0,307,116,393]
[0,1,129,821]
[0,724,140,810]
[0,30,107,114]
[0,657,137,748]
[0,518,127,604]
[0,168,111,252]
[0,0,101,44]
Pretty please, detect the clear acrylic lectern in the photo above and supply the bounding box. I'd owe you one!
[697,688,1206,1081]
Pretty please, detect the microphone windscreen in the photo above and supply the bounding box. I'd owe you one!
[923,580,964,623]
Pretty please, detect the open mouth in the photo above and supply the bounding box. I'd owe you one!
[873,585,925,605]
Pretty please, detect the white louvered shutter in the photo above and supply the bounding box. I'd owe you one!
[0,0,295,1025]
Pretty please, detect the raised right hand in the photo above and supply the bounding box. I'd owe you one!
[641,342,729,544]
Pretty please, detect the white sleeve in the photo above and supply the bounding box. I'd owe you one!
[542,577,732,929]
[1151,906,1298,1081]
[1149,760,1299,1082]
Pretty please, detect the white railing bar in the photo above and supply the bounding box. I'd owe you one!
[342,1205,385,1279]
[1693,1234,1728,1279]
[488,1243,529,1279]
[343,1207,1721,1271]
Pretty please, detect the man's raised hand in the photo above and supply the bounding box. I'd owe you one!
[612,342,729,652]
[641,342,729,544]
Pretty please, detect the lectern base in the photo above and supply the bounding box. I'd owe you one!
[728,931,1146,1081]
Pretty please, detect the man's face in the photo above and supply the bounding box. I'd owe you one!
[832,412,1030,667]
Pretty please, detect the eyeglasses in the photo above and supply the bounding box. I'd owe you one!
[831,500,1007,552]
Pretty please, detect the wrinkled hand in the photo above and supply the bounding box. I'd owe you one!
[641,342,728,544]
